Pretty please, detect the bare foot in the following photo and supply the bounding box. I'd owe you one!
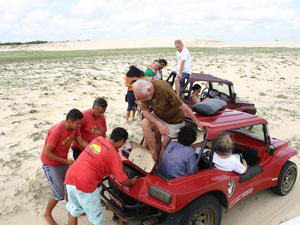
[43,213,58,225]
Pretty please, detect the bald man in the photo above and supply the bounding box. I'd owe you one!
[133,79,210,162]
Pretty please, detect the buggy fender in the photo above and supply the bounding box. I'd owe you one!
[271,144,297,178]
[114,170,231,213]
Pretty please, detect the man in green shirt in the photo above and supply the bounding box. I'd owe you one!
[144,60,159,79]
[133,79,211,162]
[144,67,156,78]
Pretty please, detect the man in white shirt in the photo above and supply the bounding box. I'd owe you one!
[174,40,192,97]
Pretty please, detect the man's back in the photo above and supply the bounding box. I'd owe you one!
[139,80,185,124]
[158,141,196,179]
[65,136,127,193]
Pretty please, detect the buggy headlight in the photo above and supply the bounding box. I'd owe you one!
[149,185,172,204]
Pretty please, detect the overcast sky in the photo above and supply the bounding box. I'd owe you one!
[1,0,300,43]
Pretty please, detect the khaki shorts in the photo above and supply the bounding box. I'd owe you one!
[154,114,185,138]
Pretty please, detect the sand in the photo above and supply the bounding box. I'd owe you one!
[0,38,300,225]
[1,38,300,51]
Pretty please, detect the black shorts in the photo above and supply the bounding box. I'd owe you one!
[72,146,82,160]
[127,90,137,111]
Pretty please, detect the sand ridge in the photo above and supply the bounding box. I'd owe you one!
[1,37,300,51]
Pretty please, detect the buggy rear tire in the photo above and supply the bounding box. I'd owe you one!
[166,194,221,225]
[272,161,297,196]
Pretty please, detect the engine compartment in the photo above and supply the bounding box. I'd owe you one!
[101,164,160,222]
[123,164,145,179]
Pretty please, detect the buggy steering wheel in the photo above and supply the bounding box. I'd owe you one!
[200,87,209,101]
[200,88,222,100]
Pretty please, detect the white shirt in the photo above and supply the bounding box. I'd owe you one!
[213,153,247,174]
[176,47,192,74]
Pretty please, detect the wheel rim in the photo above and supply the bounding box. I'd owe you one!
[189,208,215,225]
[281,166,297,194]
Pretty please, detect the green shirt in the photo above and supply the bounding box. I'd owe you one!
[144,68,156,77]
[140,80,184,124]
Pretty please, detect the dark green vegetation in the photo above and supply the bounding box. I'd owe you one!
[0,40,48,46]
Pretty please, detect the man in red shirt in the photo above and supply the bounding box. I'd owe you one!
[65,127,138,225]
[41,109,88,225]
[71,97,108,160]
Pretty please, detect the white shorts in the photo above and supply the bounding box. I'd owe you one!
[154,114,185,138]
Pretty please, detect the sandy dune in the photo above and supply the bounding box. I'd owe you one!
[1,38,300,51]
[0,40,299,225]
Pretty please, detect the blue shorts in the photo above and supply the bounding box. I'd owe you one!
[66,185,103,225]
[127,90,136,111]
[179,72,191,88]
[42,164,68,201]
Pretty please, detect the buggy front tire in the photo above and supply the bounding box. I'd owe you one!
[166,194,222,225]
[272,161,297,196]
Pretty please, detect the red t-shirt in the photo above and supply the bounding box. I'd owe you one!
[41,121,81,166]
[64,136,128,193]
[72,109,107,150]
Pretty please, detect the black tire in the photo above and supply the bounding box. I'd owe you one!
[272,161,297,196]
[166,195,222,225]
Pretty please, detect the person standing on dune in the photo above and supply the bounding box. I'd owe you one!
[124,66,145,122]
[174,40,192,97]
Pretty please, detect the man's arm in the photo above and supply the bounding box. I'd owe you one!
[142,110,169,135]
[242,159,248,169]
[112,154,139,186]
[93,126,106,137]
[191,94,199,104]
[179,103,212,128]
[75,136,88,149]
[45,145,74,165]
[100,117,107,138]
[177,60,185,79]
[101,132,106,138]
[97,129,106,138]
